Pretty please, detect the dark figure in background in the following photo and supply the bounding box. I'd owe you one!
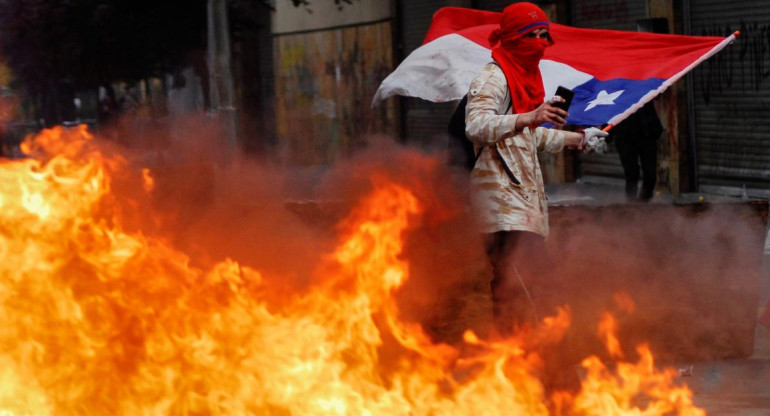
[97,94,119,140]
[609,101,663,202]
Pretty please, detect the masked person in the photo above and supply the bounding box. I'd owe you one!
[464,2,608,336]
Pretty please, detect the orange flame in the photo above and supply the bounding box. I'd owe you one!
[0,126,706,415]
[599,312,624,360]
[573,344,704,416]
[613,291,636,314]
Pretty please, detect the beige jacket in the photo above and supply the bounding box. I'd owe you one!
[465,63,565,237]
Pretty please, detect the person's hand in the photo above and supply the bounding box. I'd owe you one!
[527,97,568,127]
[581,127,609,154]
[563,131,584,149]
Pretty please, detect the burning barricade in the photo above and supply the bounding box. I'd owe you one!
[0,125,728,415]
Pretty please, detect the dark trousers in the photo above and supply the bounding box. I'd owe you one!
[610,102,662,202]
[615,135,657,201]
[485,230,551,335]
[485,230,579,392]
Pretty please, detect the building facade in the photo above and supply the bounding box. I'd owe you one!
[269,0,770,195]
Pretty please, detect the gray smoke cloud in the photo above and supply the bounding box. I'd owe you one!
[108,116,768,372]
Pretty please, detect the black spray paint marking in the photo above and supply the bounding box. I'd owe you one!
[699,22,770,105]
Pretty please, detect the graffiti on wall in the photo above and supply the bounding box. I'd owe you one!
[695,20,770,180]
[698,21,770,105]
[274,22,397,165]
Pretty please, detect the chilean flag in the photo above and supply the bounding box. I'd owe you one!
[372,7,737,128]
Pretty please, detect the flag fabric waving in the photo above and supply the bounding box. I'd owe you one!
[372,7,737,128]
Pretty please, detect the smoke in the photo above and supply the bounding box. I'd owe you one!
[104,113,335,295]
[104,119,490,328]
[545,200,767,366]
[104,114,767,367]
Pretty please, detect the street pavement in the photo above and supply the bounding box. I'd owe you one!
[687,323,770,415]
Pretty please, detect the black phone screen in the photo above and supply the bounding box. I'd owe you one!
[553,86,574,111]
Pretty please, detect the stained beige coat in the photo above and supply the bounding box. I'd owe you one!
[465,63,565,237]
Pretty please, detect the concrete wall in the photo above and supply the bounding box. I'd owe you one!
[272,1,398,165]
[272,1,393,34]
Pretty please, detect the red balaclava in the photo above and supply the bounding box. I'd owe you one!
[489,2,554,114]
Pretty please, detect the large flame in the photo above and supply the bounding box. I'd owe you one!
[0,126,705,415]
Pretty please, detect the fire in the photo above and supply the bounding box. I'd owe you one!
[599,313,624,359]
[0,126,705,415]
[572,345,705,416]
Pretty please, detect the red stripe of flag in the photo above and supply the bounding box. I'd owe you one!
[422,7,730,81]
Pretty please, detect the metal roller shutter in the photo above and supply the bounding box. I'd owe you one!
[399,0,456,146]
[689,0,770,190]
[571,0,648,31]
[570,0,649,179]
[474,0,512,12]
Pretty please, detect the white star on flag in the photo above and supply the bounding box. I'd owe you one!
[585,90,624,111]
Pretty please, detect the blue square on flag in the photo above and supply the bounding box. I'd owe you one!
[569,78,665,126]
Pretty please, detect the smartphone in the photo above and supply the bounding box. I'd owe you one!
[553,86,574,111]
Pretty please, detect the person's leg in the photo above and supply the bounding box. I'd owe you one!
[486,231,546,336]
[614,136,641,200]
[487,231,523,337]
[639,136,658,202]
[486,231,580,394]
[486,232,580,394]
